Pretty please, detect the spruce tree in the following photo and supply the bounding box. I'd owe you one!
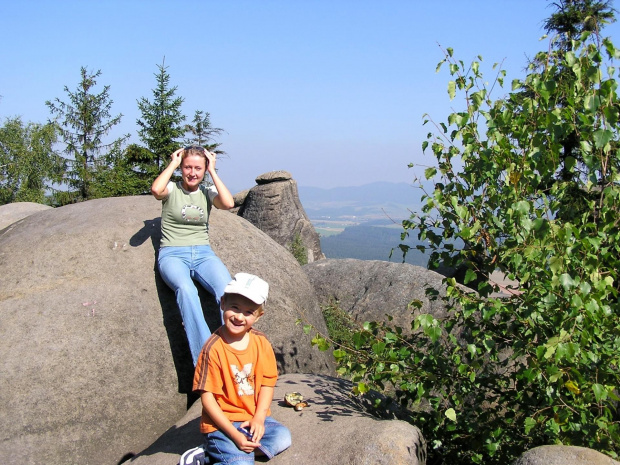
[136,59,185,171]
[184,110,225,154]
[46,67,129,204]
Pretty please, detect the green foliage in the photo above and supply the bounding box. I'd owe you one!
[289,232,308,265]
[136,59,185,171]
[307,24,620,465]
[0,117,64,205]
[184,110,225,154]
[321,300,357,349]
[46,67,129,204]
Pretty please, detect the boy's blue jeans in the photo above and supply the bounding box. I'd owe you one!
[204,417,292,464]
[158,245,231,365]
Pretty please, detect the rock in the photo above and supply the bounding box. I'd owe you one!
[255,170,292,184]
[129,373,426,465]
[512,445,620,465]
[0,201,52,231]
[231,189,249,214]
[238,171,325,264]
[0,196,333,465]
[303,258,451,331]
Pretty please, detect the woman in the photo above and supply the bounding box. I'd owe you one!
[151,145,235,365]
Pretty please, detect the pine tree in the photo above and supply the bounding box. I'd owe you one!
[136,59,185,171]
[184,110,225,154]
[46,67,129,203]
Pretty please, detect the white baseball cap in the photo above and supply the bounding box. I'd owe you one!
[224,273,269,305]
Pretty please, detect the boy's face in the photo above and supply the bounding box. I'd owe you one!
[221,293,263,337]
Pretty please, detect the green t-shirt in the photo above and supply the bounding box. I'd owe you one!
[160,181,218,247]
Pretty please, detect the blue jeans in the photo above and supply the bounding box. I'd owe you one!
[158,245,231,365]
[204,417,292,464]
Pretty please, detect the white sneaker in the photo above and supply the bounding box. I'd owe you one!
[179,446,206,465]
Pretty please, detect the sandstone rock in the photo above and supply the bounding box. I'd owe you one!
[0,196,333,465]
[231,189,249,214]
[303,258,451,331]
[0,201,52,231]
[238,171,324,264]
[255,170,292,184]
[129,373,426,465]
[512,445,620,465]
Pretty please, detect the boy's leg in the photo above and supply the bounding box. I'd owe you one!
[204,430,254,465]
[158,246,211,365]
[257,417,292,459]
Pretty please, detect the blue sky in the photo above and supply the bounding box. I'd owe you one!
[2,1,619,192]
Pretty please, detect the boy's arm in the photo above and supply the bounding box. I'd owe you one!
[247,385,275,442]
[201,391,261,453]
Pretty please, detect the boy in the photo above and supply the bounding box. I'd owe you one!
[185,273,291,465]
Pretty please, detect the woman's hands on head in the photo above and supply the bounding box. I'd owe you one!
[171,148,184,167]
[205,150,217,175]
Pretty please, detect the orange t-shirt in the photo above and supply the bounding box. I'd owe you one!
[193,327,278,433]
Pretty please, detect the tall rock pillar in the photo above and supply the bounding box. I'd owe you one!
[237,170,325,263]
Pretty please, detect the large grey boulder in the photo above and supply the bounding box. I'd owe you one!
[513,445,620,465]
[130,373,426,465]
[237,171,325,264]
[303,258,451,331]
[0,201,52,231]
[0,196,333,465]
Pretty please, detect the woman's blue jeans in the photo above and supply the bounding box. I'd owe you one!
[158,245,231,365]
[204,417,292,464]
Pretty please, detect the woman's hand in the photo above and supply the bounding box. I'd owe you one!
[170,148,184,168]
[205,150,217,175]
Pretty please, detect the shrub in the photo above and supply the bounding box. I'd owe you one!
[305,29,620,465]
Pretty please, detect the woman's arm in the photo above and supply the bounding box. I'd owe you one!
[151,148,183,199]
[206,151,234,210]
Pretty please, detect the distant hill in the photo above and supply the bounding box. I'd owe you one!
[298,181,423,221]
[319,223,430,267]
[297,182,432,265]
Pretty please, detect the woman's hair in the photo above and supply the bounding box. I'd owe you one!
[182,145,209,164]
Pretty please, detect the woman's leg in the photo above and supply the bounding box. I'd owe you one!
[158,246,211,365]
[192,245,232,323]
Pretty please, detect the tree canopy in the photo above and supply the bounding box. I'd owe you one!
[307,1,620,463]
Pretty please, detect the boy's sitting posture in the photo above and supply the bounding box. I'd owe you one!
[193,273,291,464]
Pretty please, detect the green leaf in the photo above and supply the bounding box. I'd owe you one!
[524,417,537,434]
[445,408,457,422]
[464,269,477,284]
[592,383,607,402]
[559,273,576,290]
[593,129,613,149]
[448,80,456,100]
[425,167,437,179]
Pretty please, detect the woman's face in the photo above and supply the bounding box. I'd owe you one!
[181,154,206,191]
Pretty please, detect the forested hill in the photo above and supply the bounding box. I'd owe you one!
[297,182,430,266]
[319,223,429,267]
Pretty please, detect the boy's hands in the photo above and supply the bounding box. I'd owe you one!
[234,424,262,453]
[242,419,266,443]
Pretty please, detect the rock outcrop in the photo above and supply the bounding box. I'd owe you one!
[512,445,620,465]
[0,201,52,231]
[0,196,333,465]
[237,170,325,264]
[129,373,426,465]
[303,258,451,331]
